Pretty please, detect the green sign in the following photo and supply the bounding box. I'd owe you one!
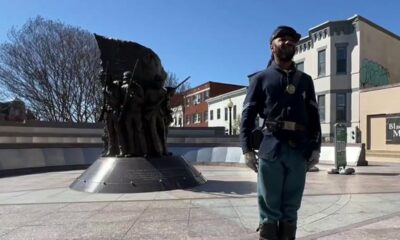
[334,123,347,169]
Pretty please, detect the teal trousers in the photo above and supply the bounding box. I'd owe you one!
[257,143,307,224]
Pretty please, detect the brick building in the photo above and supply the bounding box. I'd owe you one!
[174,82,245,127]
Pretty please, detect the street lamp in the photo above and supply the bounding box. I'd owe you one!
[227,99,233,135]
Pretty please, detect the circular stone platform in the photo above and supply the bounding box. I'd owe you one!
[69,156,206,193]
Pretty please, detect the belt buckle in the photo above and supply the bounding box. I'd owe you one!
[288,140,297,148]
[283,121,296,131]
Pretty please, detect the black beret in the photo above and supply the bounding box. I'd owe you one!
[270,26,301,44]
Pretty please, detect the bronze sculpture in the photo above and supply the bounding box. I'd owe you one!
[70,34,205,193]
[94,34,169,157]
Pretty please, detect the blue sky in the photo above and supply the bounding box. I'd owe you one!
[0,0,399,87]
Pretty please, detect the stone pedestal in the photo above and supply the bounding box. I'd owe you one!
[70,156,206,193]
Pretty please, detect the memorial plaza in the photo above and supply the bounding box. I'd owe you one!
[0,161,400,240]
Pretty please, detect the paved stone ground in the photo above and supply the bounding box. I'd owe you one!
[0,162,400,239]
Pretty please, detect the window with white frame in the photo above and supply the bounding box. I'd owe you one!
[336,45,347,74]
[336,93,346,122]
[192,95,199,105]
[204,90,210,100]
[318,49,326,77]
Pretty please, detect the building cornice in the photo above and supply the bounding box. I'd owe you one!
[359,82,400,93]
[352,15,400,41]
[297,15,400,54]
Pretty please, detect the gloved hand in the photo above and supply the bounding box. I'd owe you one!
[244,151,258,173]
[307,150,320,171]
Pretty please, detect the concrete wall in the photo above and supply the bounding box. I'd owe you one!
[0,142,366,173]
[177,144,365,167]
[0,121,103,145]
[0,121,366,174]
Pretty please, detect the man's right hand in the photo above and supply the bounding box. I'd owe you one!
[244,151,258,173]
[307,150,320,171]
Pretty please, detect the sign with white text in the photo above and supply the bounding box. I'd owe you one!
[386,117,400,144]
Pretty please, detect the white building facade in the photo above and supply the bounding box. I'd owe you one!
[206,87,247,135]
[293,15,400,142]
[170,105,183,127]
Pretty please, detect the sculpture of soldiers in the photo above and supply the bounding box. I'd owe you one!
[162,87,176,128]
[101,125,109,157]
[120,71,148,157]
[159,86,176,154]
[99,70,125,157]
[144,86,167,156]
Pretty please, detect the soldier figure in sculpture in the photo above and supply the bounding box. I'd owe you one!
[120,71,148,157]
[99,69,125,157]
[144,86,167,156]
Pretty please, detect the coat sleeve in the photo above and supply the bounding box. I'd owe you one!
[305,75,322,152]
[240,75,265,153]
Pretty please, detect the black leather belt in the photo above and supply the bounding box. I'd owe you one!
[264,120,305,132]
[281,121,305,131]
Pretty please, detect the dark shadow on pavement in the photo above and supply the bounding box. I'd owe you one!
[356,172,399,176]
[190,180,257,195]
[367,162,400,167]
[0,165,90,178]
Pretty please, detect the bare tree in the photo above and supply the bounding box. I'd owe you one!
[164,72,191,93]
[0,16,101,122]
[0,90,8,102]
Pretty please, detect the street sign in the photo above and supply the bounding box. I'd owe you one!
[334,123,347,169]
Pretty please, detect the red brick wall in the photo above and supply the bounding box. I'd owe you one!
[209,82,244,97]
[170,94,184,108]
[182,82,245,127]
[183,82,209,127]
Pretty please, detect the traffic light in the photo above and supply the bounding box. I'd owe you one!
[351,130,356,141]
[346,127,358,143]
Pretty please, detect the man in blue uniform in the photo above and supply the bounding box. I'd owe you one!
[240,26,321,240]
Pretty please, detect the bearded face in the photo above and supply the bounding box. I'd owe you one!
[276,44,295,61]
[271,36,297,62]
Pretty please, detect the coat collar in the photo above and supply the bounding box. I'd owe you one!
[269,60,297,74]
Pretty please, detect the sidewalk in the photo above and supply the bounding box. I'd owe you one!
[0,162,399,239]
